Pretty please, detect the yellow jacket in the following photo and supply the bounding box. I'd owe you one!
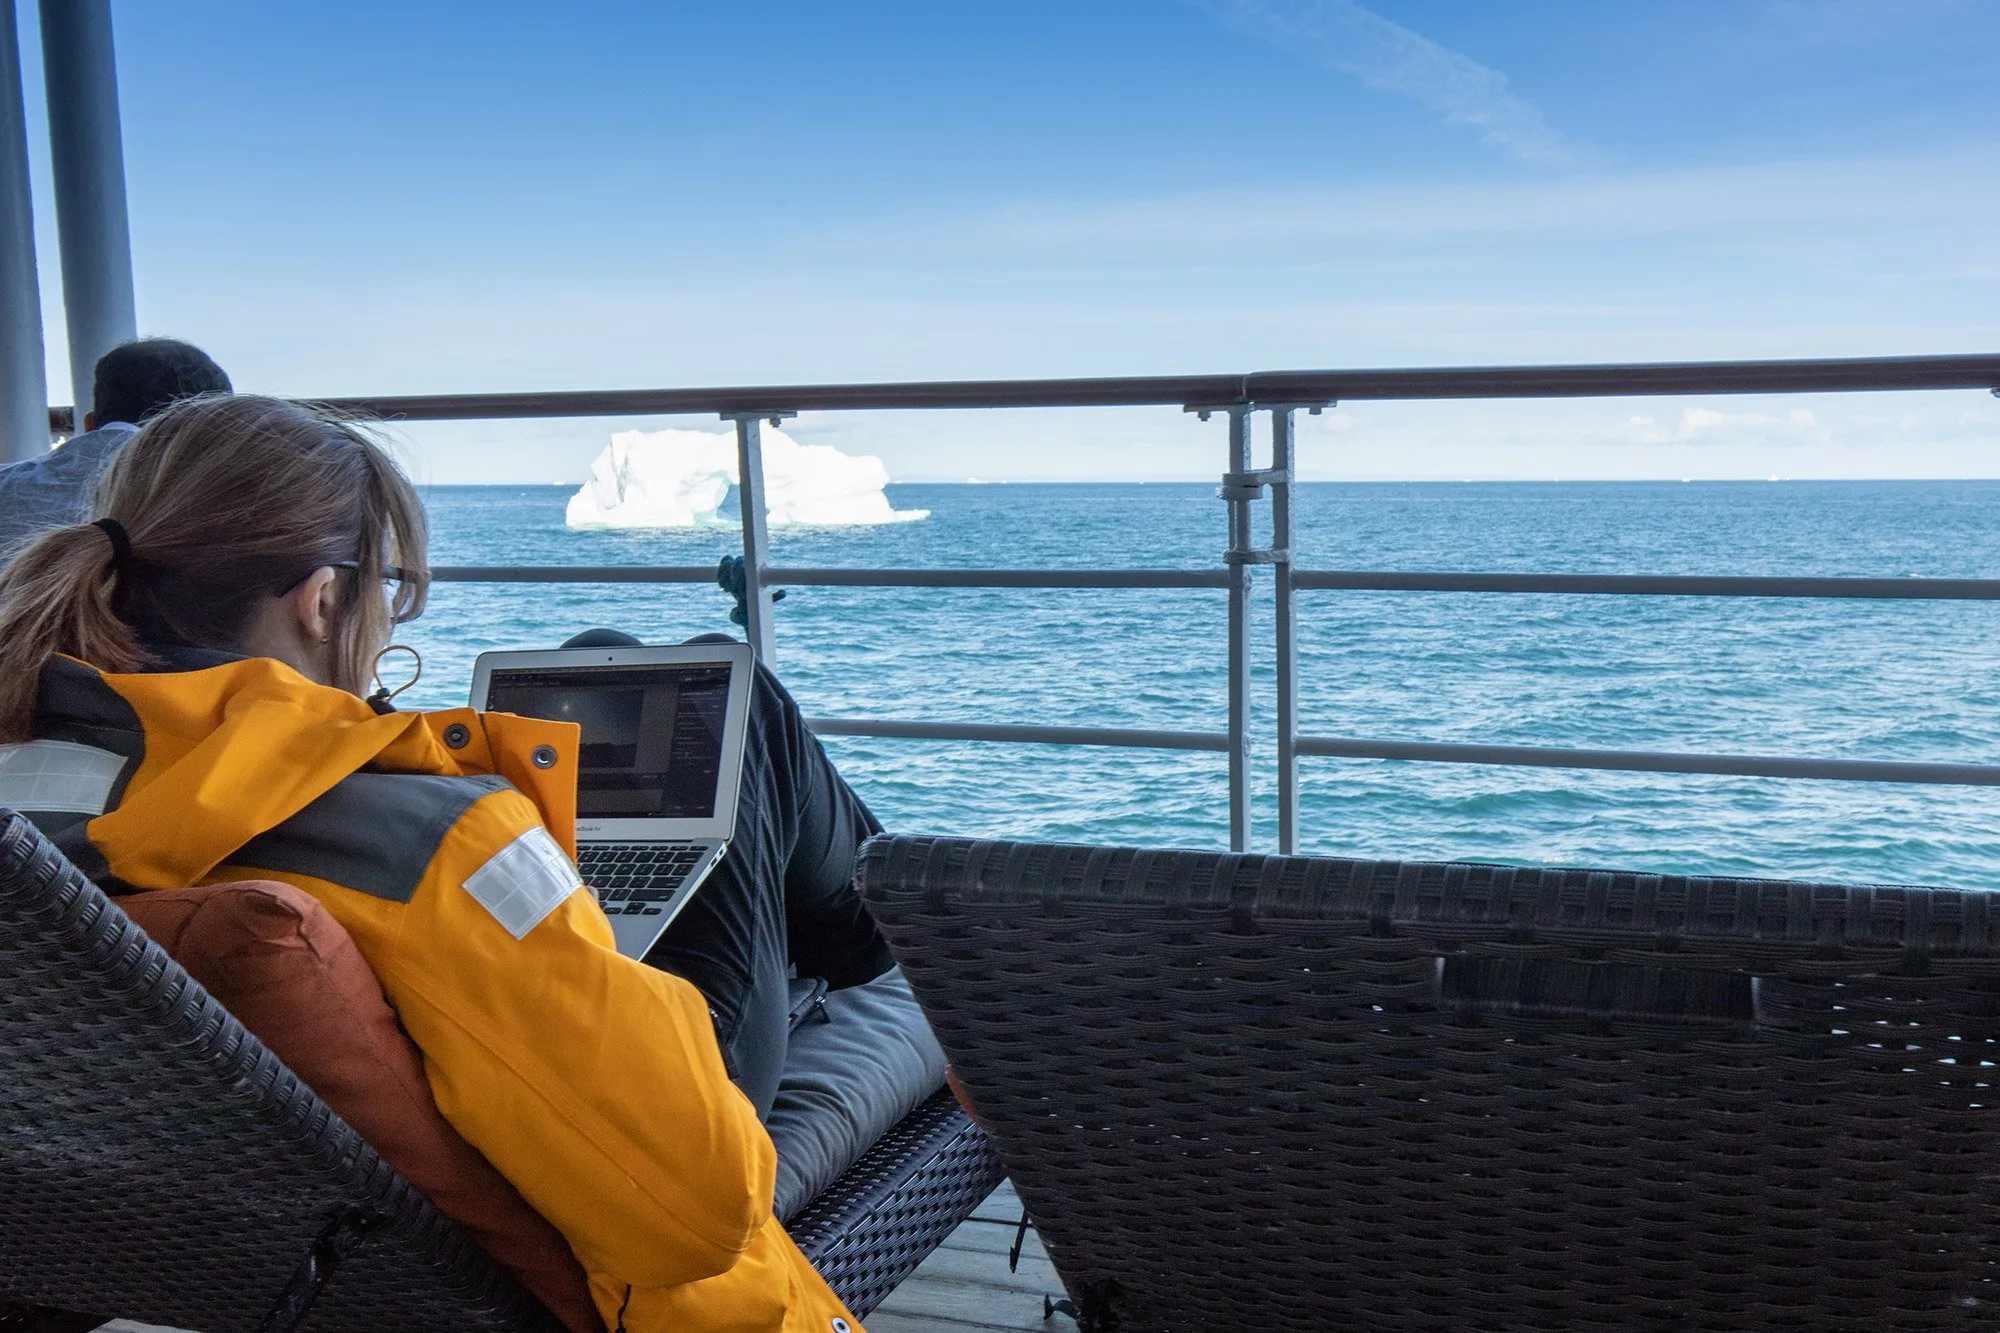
[18,651,862,1333]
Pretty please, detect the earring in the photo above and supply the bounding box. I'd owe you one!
[364,644,423,714]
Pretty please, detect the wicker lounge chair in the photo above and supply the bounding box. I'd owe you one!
[0,811,999,1332]
[858,834,2000,1333]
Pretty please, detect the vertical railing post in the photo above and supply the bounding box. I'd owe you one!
[1220,405,1255,851]
[1268,406,1299,854]
[726,411,790,664]
[0,0,49,463]
[1204,398,1321,854]
[1264,402,1328,855]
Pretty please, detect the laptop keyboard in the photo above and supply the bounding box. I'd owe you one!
[577,842,708,916]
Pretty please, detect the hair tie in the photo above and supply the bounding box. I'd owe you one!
[90,517,133,571]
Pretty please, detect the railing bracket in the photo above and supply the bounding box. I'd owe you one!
[720,411,796,663]
[1218,468,1292,500]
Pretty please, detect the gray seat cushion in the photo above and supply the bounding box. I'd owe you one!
[766,967,947,1221]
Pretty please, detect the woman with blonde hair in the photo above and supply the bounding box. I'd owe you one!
[0,394,883,1333]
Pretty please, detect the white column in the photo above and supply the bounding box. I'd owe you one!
[0,0,49,461]
[40,0,136,416]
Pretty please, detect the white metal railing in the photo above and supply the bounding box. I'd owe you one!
[123,353,2000,854]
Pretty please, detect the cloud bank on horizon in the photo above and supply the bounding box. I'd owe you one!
[1191,0,1574,165]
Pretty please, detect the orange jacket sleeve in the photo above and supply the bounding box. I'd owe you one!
[308,788,775,1289]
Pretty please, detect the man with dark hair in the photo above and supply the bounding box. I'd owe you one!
[0,337,232,554]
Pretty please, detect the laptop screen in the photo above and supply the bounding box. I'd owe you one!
[484,664,733,820]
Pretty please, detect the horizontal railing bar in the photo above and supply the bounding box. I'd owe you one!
[430,566,717,583]
[806,717,1230,751]
[1294,571,2000,600]
[432,565,2000,600]
[281,354,2000,415]
[1297,735,2000,786]
[427,565,1229,589]
[429,565,2000,599]
[1249,354,2000,403]
[767,567,1229,589]
[54,353,1999,431]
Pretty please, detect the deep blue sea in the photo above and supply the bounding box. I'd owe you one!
[403,481,2000,890]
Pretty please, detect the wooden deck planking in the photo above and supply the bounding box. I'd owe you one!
[864,1180,1074,1332]
[93,1183,1066,1333]
[969,1177,1024,1221]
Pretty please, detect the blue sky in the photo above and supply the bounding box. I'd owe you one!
[12,0,2000,481]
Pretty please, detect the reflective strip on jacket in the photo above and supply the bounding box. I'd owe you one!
[5,652,862,1333]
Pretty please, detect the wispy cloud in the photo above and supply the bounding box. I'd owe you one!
[960,149,2000,254]
[1619,407,1826,447]
[1192,0,1574,165]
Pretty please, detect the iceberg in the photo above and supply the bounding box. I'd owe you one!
[565,426,929,529]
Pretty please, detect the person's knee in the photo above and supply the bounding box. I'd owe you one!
[560,627,643,649]
[558,628,743,650]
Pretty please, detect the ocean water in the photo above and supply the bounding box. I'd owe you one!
[401,481,2000,890]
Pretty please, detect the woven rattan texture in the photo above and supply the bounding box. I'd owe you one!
[859,835,2000,1333]
[788,1087,1005,1317]
[0,811,560,1333]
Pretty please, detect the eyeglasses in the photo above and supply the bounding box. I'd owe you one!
[331,559,422,624]
[277,560,416,598]
[331,560,415,585]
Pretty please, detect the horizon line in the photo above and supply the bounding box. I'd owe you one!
[423,475,2000,487]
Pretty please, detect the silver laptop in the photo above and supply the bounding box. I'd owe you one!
[470,642,755,959]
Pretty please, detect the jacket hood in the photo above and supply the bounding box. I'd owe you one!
[37,653,578,891]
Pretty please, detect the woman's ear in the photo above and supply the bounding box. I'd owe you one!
[284,567,340,646]
[240,567,345,686]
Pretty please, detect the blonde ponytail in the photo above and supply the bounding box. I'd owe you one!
[0,395,429,744]
[0,523,150,739]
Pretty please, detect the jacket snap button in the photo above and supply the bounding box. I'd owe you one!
[531,744,559,769]
[442,723,471,749]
